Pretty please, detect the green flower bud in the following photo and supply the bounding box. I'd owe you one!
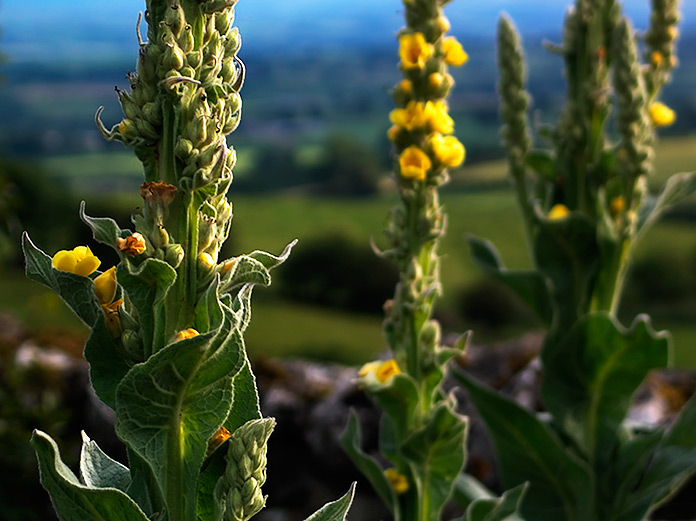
[186,50,203,69]
[164,243,184,268]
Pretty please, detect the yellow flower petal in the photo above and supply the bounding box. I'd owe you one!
[442,36,468,67]
[199,252,216,269]
[117,233,147,256]
[431,134,466,167]
[375,359,401,383]
[399,32,434,69]
[52,250,78,273]
[175,328,200,341]
[94,266,117,305]
[399,146,432,181]
[610,196,625,217]
[384,468,409,495]
[548,204,570,220]
[359,361,381,378]
[52,246,101,277]
[427,101,454,134]
[649,102,676,127]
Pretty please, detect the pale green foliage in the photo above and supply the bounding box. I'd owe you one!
[461,1,696,520]
[24,1,354,520]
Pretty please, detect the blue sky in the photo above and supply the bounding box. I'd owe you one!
[1,1,695,62]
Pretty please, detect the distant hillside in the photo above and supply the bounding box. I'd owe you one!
[2,0,696,62]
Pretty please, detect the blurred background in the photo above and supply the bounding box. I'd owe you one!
[1,1,696,520]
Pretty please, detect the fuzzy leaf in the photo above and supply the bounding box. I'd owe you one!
[303,482,356,521]
[541,313,670,464]
[400,403,468,520]
[526,149,556,182]
[455,371,593,521]
[225,357,262,433]
[452,473,495,510]
[366,373,420,440]
[340,411,397,515]
[23,233,102,327]
[116,257,177,353]
[248,239,297,269]
[467,235,552,325]
[466,483,527,521]
[32,430,149,521]
[115,304,245,520]
[533,209,599,333]
[620,394,696,521]
[83,313,131,410]
[637,171,696,239]
[80,202,132,250]
[80,432,131,492]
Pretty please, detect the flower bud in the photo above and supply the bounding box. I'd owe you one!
[164,244,185,268]
[117,233,147,256]
[94,266,117,305]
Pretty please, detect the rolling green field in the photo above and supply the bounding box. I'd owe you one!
[2,136,694,367]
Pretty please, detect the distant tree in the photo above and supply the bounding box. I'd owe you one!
[309,135,382,196]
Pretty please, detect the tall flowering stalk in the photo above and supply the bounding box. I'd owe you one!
[340,2,513,521]
[457,1,696,520]
[22,1,354,520]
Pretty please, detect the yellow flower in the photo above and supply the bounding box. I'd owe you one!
[428,73,444,90]
[384,468,409,495]
[175,328,200,341]
[387,125,403,142]
[390,101,429,131]
[52,246,101,277]
[399,146,432,181]
[442,36,468,67]
[94,266,117,305]
[649,102,676,127]
[206,426,232,457]
[430,134,466,167]
[359,359,401,384]
[650,51,664,67]
[436,16,451,35]
[427,101,454,134]
[199,252,216,269]
[375,359,401,383]
[399,32,433,69]
[548,204,570,220]
[359,361,381,378]
[397,79,412,94]
[117,233,147,256]
[610,196,625,217]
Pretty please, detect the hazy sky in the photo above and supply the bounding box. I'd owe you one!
[1,1,694,62]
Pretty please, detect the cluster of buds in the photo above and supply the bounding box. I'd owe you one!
[645,0,680,96]
[215,419,274,521]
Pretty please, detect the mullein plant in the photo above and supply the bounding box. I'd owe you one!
[22,1,355,520]
[456,0,696,520]
[341,1,525,520]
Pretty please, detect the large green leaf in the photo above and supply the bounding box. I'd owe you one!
[83,313,132,410]
[466,483,527,521]
[455,371,593,521]
[116,257,177,354]
[401,403,468,521]
[619,394,696,521]
[533,210,599,334]
[368,373,420,440]
[79,432,130,492]
[115,303,246,520]
[467,235,552,325]
[303,482,356,521]
[32,430,149,521]
[541,313,670,464]
[340,411,398,515]
[23,233,102,328]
